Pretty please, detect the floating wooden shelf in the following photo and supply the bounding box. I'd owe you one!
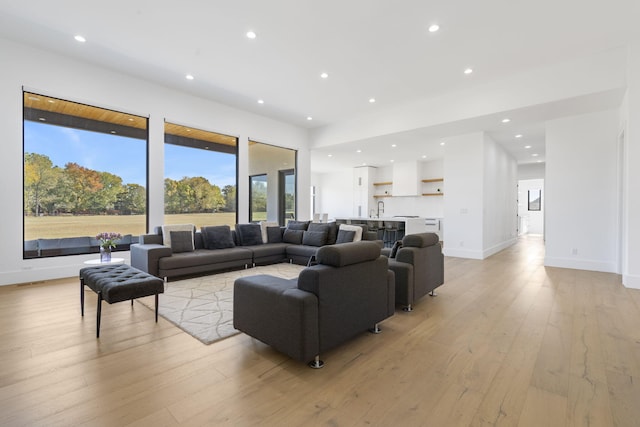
[373,194,393,198]
[421,178,444,183]
[373,181,393,186]
[422,193,444,196]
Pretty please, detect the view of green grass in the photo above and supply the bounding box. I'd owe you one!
[24,213,238,240]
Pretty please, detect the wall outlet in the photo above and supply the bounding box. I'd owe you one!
[571,248,578,255]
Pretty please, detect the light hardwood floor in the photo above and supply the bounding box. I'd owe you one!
[1,235,639,426]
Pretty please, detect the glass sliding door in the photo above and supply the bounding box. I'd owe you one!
[279,169,295,224]
[250,174,268,222]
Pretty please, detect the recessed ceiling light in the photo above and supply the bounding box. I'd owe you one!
[390,160,395,163]
[428,24,440,33]
[369,98,376,103]
[391,144,397,148]
[47,100,55,104]
[28,96,40,101]
[185,74,194,80]
[532,153,539,157]
[306,116,313,121]
[38,117,46,121]
[501,118,510,123]
[536,160,542,163]
[246,31,257,39]
[128,118,134,122]
[356,149,362,153]
[440,142,445,146]
[515,134,523,138]
[74,35,86,43]
[320,72,329,79]
[422,155,427,159]
[525,145,531,149]
[464,68,473,75]
[110,130,116,134]
[362,163,367,166]
[327,154,332,157]
[257,99,264,104]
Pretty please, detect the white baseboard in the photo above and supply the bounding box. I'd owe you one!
[623,273,640,289]
[482,238,517,259]
[544,256,617,273]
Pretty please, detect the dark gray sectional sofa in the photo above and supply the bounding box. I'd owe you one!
[130,221,380,280]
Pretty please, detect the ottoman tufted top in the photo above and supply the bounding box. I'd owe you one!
[80,264,164,304]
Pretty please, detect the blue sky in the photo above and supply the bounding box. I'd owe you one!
[24,121,236,187]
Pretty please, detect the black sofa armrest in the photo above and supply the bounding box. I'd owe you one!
[139,234,163,245]
[234,274,319,363]
[130,243,172,278]
[387,260,413,308]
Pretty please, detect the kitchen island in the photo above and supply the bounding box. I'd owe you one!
[334,217,429,246]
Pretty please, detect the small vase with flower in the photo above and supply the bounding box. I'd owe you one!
[96,232,122,263]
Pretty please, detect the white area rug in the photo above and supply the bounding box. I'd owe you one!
[138,263,304,344]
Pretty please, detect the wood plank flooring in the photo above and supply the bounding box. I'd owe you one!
[1,235,639,426]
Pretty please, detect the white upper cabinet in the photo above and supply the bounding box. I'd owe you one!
[392,161,420,196]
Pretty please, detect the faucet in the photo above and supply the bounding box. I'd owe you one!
[377,200,385,218]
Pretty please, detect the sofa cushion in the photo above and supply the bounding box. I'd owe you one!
[286,220,310,231]
[161,224,195,248]
[236,224,263,246]
[267,226,284,243]
[316,241,381,267]
[338,224,363,242]
[201,225,235,249]
[325,222,339,245]
[283,229,304,244]
[335,229,356,244]
[170,230,195,253]
[302,230,328,247]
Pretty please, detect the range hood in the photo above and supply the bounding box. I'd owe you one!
[392,161,420,196]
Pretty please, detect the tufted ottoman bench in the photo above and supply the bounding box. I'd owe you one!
[80,264,164,337]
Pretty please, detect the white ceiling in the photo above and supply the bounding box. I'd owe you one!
[0,1,637,171]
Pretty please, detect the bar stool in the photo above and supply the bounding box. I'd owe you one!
[383,221,399,248]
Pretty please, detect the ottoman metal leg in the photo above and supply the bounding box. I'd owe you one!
[155,293,159,322]
[97,292,103,338]
[80,278,85,316]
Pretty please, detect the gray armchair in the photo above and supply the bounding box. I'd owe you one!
[387,233,444,311]
[233,241,395,368]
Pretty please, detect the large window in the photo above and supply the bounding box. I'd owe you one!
[164,122,237,228]
[23,91,148,259]
[248,141,297,224]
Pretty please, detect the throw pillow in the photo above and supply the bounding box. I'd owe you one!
[266,226,284,243]
[283,229,304,244]
[389,240,403,258]
[302,230,328,247]
[286,220,310,231]
[235,223,263,246]
[338,224,363,242]
[335,229,356,244]
[169,230,195,253]
[259,221,279,244]
[201,225,235,249]
[161,224,195,248]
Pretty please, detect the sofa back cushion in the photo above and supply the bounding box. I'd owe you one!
[170,230,195,253]
[335,229,356,244]
[402,232,439,248]
[315,240,380,267]
[302,230,328,247]
[259,221,279,243]
[266,226,284,243]
[201,225,236,249]
[286,220,310,231]
[283,228,304,244]
[235,224,263,246]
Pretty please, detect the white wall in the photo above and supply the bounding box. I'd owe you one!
[544,109,619,273]
[443,132,485,258]
[0,37,310,285]
[623,42,640,288]
[518,163,545,180]
[482,134,518,257]
[311,170,353,219]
